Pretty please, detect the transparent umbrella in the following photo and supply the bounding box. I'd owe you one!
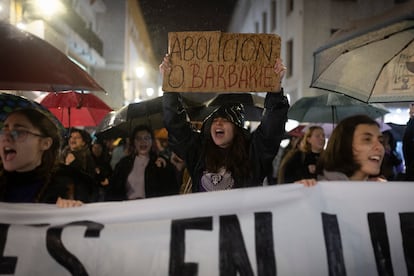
[311,2,414,103]
[288,93,389,124]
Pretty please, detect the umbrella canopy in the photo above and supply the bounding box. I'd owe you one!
[302,120,391,138]
[93,110,128,139]
[40,91,112,128]
[95,97,166,137]
[0,92,65,134]
[191,93,265,122]
[288,93,389,124]
[386,122,406,141]
[311,2,414,103]
[123,96,165,131]
[95,95,207,137]
[0,21,104,92]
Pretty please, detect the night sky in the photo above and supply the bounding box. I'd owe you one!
[138,0,238,62]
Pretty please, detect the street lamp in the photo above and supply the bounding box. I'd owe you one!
[32,0,65,17]
[146,88,154,97]
[135,66,145,79]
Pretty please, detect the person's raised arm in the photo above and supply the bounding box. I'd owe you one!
[273,58,287,93]
[160,54,195,160]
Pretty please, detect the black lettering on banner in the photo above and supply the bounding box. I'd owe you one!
[322,213,346,276]
[0,224,16,274]
[220,215,254,276]
[255,212,276,276]
[46,220,104,276]
[368,213,394,276]
[400,212,414,275]
[169,217,213,276]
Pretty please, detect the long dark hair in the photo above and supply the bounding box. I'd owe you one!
[317,115,379,177]
[203,125,250,181]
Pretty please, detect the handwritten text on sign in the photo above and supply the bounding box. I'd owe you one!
[162,31,281,93]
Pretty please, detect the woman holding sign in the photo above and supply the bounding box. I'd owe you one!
[160,55,289,192]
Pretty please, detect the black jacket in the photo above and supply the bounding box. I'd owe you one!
[162,91,289,192]
[105,154,179,201]
[0,164,96,203]
[278,150,321,183]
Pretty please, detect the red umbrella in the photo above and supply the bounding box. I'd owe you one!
[0,21,104,92]
[40,91,112,127]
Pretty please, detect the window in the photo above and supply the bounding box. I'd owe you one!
[255,21,259,33]
[330,28,339,35]
[271,0,277,31]
[262,12,267,33]
[287,0,294,14]
[286,39,293,77]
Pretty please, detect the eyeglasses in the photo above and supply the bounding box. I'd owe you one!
[135,135,152,142]
[0,129,46,142]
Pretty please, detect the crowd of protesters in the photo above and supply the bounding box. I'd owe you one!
[0,57,413,208]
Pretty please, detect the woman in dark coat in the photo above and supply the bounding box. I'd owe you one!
[105,125,179,201]
[160,56,289,192]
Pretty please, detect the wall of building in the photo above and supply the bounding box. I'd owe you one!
[2,0,160,110]
[229,0,402,105]
[94,0,126,109]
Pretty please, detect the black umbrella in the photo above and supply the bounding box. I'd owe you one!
[386,122,406,141]
[288,93,389,124]
[95,95,206,136]
[0,92,65,135]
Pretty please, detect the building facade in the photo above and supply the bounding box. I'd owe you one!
[228,0,409,123]
[0,0,159,109]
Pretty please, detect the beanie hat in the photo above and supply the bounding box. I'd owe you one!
[204,102,246,129]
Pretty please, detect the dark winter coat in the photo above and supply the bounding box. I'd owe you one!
[279,150,321,184]
[105,154,180,201]
[0,164,96,203]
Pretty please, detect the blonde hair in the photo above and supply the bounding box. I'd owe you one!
[299,126,324,153]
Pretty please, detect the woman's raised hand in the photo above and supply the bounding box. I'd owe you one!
[159,54,171,77]
[56,197,83,208]
[273,58,287,92]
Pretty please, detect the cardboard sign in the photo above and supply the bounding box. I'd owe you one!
[162,31,281,93]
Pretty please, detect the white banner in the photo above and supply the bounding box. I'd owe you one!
[0,182,413,276]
